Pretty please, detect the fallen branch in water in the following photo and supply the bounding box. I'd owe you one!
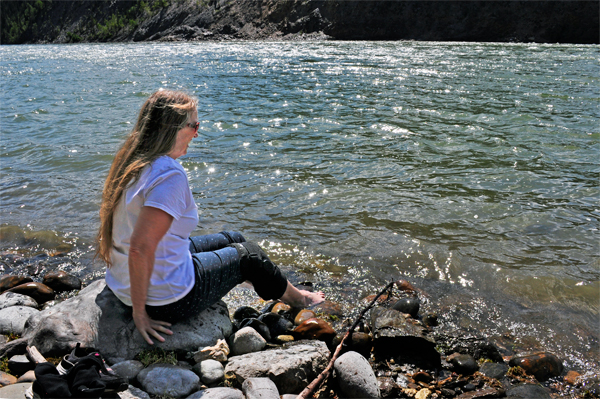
[297,280,395,399]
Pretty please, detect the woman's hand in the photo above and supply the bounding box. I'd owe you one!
[132,308,173,345]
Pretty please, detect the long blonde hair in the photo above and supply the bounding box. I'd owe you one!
[97,89,198,265]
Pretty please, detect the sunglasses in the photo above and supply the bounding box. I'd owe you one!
[186,121,200,132]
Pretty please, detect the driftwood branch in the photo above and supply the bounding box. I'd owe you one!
[297,280,395,399]
[26,345,47,364]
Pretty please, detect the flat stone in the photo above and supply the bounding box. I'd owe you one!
[42,270,82,292]
[0,306,40,335]
[137,363,199,398]
[200,359,225,385]
[334,351,380,398]
[119,385,151,399]
[8,282,55,304]
[0,382,30,396]
[111,359,145,383]
[0,292,38,310]
[0,370,17,386]
[19,280,233,363]
[230,326,266,356]
[242,377,280,399]
[225,340,329,394]
[186,387,245,399]
[16,369,36,383]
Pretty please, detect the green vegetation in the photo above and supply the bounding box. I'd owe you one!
[135,348,178,367]
[1,0,46,44]
[0,357,9,373]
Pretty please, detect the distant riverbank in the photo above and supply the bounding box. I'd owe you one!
[1,0,598,45]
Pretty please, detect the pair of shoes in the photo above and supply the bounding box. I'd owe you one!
[56,343,128,393]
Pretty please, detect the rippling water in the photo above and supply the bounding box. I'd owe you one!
[1,42,598,373]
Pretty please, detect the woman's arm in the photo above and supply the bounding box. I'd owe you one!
[129,206,175,344]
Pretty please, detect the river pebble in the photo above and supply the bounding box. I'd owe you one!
[0,292,38,310]
[508,351,563,381]
[200,359,224,385]
[334,351,380,398]
[42,270,81,292]
[137,363,199,397]
[230,326,266,356]
[186,387,245,399]
[392,297,420,318]
[242,377,280,399]
[479,362,508,379]
[0,276,32,293]
[505,383,551,398]
[111,359,144,383]
[293,317,336,343]
[7,282,54,304]
[448,353,479,375]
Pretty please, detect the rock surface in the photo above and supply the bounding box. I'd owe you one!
[225,340,330,394]
[18,280,233,363]
[7,282,54,304]
[230,326,266,356]
[186,387,245,399]
[334,351,380,399]
[505,383,551,398]
[42,270,82,292]
[137,363,200,398]
[0,306,40,335]
[111,359,145,383]
[242,377,280,399]
[508,351,563,381]
[0,292,38,310]
[200,359,225,385]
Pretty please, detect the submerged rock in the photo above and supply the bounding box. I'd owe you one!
[509,352,563,381]
[334,351,380,398]
[480,362,508,380]
[293,318,336,343]
[391,297,420,318]
[8,282,54,304]
[505,383,551,398]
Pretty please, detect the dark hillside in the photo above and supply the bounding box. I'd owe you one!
[1,0,598,44]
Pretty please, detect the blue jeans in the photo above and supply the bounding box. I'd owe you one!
[145,232,288,323]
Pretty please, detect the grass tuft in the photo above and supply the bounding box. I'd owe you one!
[135,348,177,367]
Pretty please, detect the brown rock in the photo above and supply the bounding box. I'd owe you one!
[42,271,81,293]
[271,302,291,314]
[294,309,316,326]
[564,370,581,385]
[7,282,55,304]
[378,376,400,398]
[0,276,33,293]
[412,371,433,384]
[311,300,343,317]
[396,279,417,293]
[509,351,563,381]
[456,388,505,399]
[293,317,336,343]
[16,370,36,383]
[0,370,17,386]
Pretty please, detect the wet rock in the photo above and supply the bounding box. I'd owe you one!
[377,376,400,398]
[200,359,225,386]
[422,313,438,327]
[456,388,504,398]
[274,335,294,344]
[137,363,199,397]
[193,339,230,363]
[331,331,372,357]
[111,360,145,383]
[505,383,551,398]
[311,300,343,317]
[334,351,380,398]
[271,302,291,314]
[42,270,81,293]
[242,377,280,399]
[0,370,17,386]
[579,378,600,397]
[448,353,479,375]
[369,306,440,369]
[119,385,151,399]
[225,340,329,394]
[479,362,508,380]
[433,332,503,363]
[392,297,420,318]
[0,292,38,310]
[293,318,336,343]
[7,282,55,304]
[8,354,34,375]
[412,371,433,384]
[294,309,316,325]
[0,276,32,293]
[233,306,260,321]
[564,370,581,385]
[396,279,417,293]
[230,326,266,356]
[20,280,233,363]
[186,387,244,399]
[508,351,563,381]
[16,369,35,383]
[257,312,294,337]
[0,306,40,335]
[239,318,271,342]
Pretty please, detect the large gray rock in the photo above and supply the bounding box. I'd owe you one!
[334,351,380,398]
[230,326,266,356]
[138,363,200,398]
[242,377,280,399]
[0,292,38,310]
[0,306,40,335]
[225,340,330,394]
[186,387,245,399]
[18,280,233,363]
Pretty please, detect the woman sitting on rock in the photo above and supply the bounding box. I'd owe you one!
[97,89,324,345]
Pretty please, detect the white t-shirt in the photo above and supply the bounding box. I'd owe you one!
[105,155,199,306]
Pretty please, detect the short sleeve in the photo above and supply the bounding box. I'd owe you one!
[143,169,191,220]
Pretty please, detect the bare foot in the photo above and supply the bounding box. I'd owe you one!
[280,282,326,308]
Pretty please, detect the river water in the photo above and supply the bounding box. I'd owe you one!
[1,42,598,374]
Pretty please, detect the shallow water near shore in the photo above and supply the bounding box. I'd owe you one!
[1,41,598,377]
